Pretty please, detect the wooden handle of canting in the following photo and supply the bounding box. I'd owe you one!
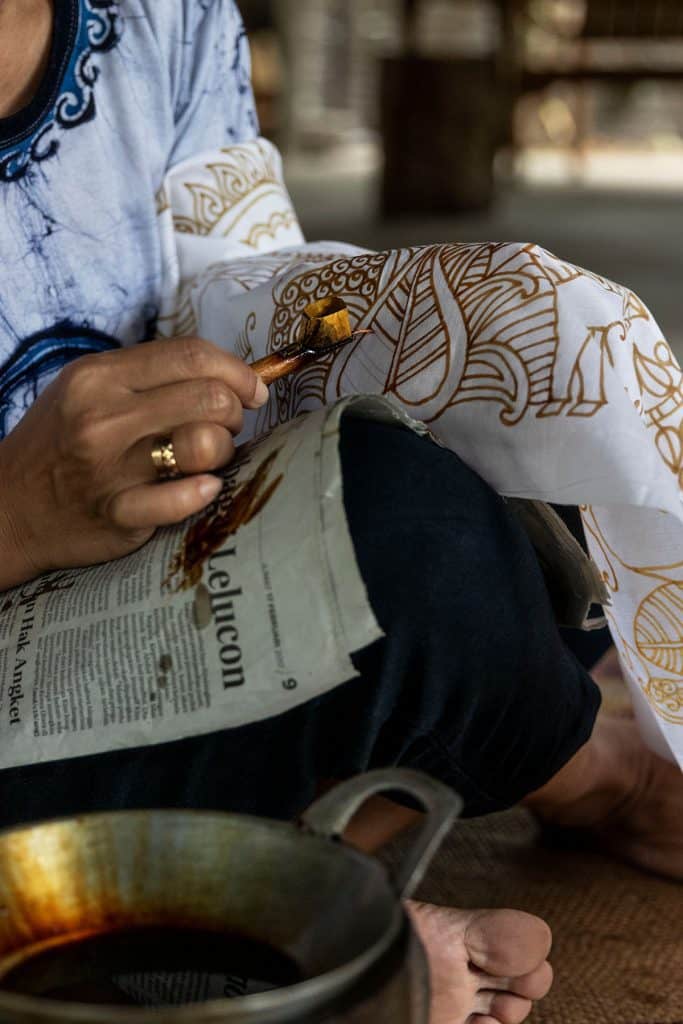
[251,296,355,385]
[250,351,311,386]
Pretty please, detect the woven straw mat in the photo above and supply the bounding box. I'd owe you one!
[384,676,682,1024]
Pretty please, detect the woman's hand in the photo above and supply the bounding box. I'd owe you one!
[0,337,269,589]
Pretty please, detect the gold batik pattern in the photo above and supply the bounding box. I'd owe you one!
[243,240,683,745]
[171,139,298,248]
[256,242,665,436]
[161,138,683,760]
[156,140,305,338]
[633,340,683,488]
[155,185,170,217]
[582,507,683,725]
[196,250,343,298]
[156,282,197,339]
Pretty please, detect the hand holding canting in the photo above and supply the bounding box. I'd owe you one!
[0,337,269,590]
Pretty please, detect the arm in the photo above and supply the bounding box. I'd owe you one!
[165,0,259,166]
[0,5,265,594]
[0,338,268,592]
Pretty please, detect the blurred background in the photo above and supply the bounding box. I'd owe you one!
[239,0,683,358]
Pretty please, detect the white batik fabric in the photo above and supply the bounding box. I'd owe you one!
[156,137,683,768]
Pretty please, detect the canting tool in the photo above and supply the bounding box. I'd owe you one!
[250,297,371,385]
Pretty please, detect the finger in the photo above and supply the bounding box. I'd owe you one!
[167,422,235,475]
[109,476,223,530]
[93,337,269,409]
[122,378,246,443]
[126,423,235,485]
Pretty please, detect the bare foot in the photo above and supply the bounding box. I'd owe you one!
[590,648,634,719]
[590,646,623,686]
[528,716,683,881]
[406,901,553,1024]
[593,720,683,880]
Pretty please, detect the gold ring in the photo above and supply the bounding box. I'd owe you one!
[151,437,181,480]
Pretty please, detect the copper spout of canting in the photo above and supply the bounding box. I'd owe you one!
[250,296,372,386]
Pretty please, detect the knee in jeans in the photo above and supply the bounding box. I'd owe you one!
[343,420,543,645]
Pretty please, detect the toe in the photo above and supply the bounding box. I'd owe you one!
[465,910,552,978]
[469,993,534,1024]
[473,960,553,1000]
[490,994,534,1024]
[472,990,534,1022]
[509,960,554,1001]
[468,992,534,1024]
[406,902,553,1024]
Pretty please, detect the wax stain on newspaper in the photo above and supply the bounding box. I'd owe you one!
[0,397,414,770]
[164,447,284,593]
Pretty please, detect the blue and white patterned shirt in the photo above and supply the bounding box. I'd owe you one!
[0,0,258,436]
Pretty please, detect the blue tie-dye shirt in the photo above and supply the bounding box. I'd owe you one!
[0,0,258,437]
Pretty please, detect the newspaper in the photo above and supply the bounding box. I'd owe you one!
[0,396,424,771]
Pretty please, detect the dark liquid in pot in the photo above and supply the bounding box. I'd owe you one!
[1,927,303,1006]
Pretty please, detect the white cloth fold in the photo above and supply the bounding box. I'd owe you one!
[158,138,683,768]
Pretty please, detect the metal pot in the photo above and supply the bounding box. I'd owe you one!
[0,769,461,1023]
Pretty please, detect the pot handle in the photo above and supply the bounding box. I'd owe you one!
[300,769,462,899]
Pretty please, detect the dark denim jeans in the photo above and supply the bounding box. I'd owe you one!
[0,418,604,828]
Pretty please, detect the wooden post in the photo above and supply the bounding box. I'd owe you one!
[380,0,505,214]
[401,0,420,54]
